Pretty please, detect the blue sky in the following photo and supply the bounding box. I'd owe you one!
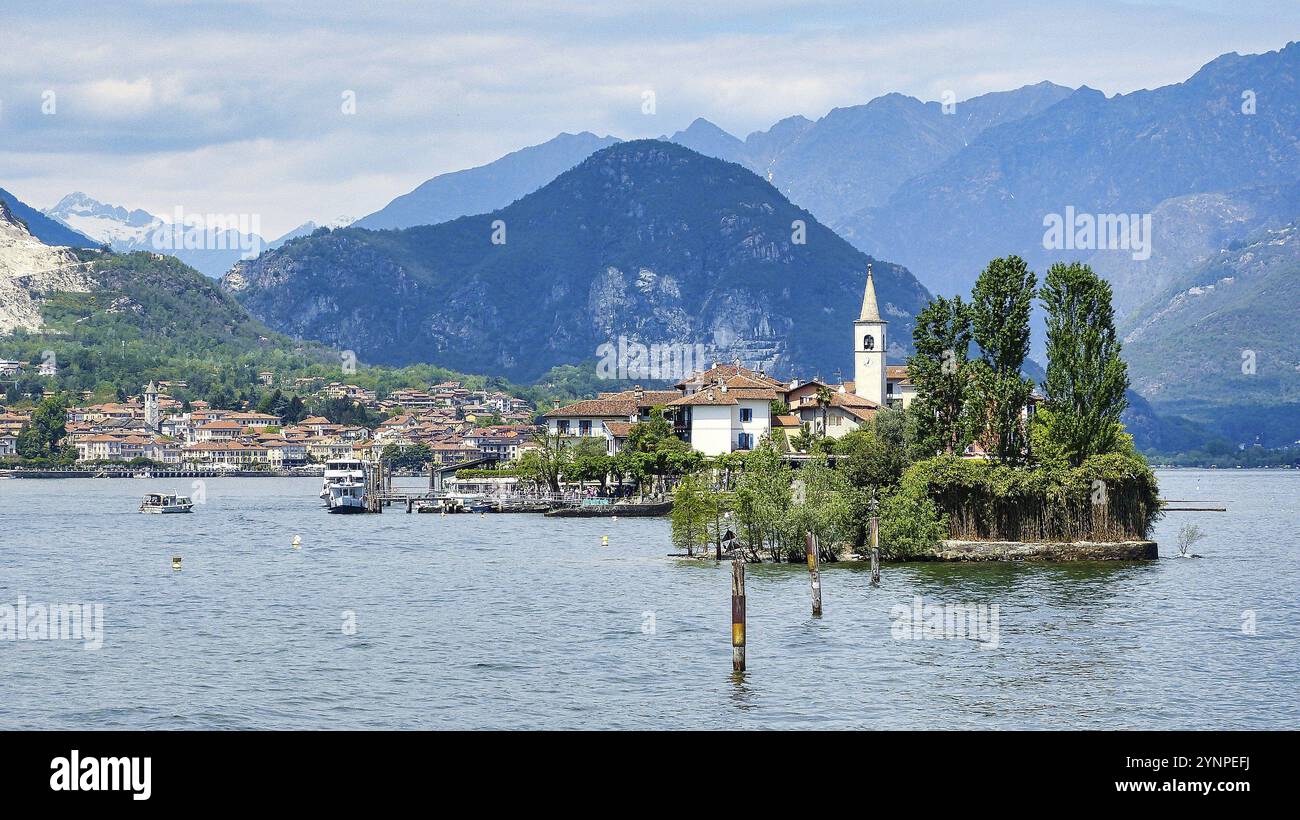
[1,0,1296,236]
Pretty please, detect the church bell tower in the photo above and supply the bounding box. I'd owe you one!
[853,265,887,407]
[144,381,161,432]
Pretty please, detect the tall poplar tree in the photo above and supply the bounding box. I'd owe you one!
[1040,262,1130,466]
[970,256,1037,465]
[908,294,973,455]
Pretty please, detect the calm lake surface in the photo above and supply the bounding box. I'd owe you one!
[2,469,1297,729]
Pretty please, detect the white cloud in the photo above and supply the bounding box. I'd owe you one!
[0,0,1296,236]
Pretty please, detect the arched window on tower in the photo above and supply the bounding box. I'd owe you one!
[862,334,875,351]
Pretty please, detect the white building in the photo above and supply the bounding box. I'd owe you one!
[666,365,780,455]
[853,264,887,408]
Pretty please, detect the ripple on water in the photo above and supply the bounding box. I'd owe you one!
[2,471,1298,729]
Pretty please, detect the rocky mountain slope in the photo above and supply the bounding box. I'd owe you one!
[0,188,97,249]
[224,141,932,382]
[0,199,97,334]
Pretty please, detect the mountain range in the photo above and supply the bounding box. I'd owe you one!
[4,41,1298,451]
[39,192,270,278]
[223,141,932,383]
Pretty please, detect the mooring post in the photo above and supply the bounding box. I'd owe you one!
[805,530,822,616]
[731,559,746,672]
[869,519,881,585]
[868,494,881,584]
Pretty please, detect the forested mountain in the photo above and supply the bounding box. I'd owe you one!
[225,141,933,382]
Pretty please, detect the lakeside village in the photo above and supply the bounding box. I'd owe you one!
[1,259,1165,561]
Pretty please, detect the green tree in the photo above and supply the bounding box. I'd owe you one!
[520,432,568,493]
[908,294,974,454]
[1039,262,1130,466]
[732,441,792,560]
[567,436,613,490]
[16,393,69,459]
[814,385,833,436]
[670,473,711,557]
[787,452,856,562]
[970,256,1037,465]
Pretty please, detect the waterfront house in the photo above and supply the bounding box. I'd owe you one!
[543,386,681,441]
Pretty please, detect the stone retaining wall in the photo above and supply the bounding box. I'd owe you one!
[924,539,1159,561]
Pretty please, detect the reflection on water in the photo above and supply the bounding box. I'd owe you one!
[1,469,1296,729]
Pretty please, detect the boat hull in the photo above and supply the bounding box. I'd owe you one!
[326,503,368,514]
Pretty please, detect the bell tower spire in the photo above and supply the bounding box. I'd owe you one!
[853,264,887,407]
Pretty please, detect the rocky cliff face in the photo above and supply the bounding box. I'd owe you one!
[224,140,933,382]
[0,199,96,334]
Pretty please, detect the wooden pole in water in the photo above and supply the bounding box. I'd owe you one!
[869,515,881,585]
[731,559,746,672]
[805,530,822,616]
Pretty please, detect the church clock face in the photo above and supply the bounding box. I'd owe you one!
[862,334,875,351]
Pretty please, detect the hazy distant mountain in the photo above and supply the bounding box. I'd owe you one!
[45,191,162,249]
[353,132,620,230]
[1094,181,1300,320]
[660,84,1074,228]
[662,118,749,165]
[268,215,355,250]
[44,192,267,278]
[1121,221,1300,447]
[841,42,1300,298]
[225,141,932,382]
[0,188,96,248]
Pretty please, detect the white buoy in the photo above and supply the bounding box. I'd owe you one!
[292,535,302,550]
[171,556,182,571]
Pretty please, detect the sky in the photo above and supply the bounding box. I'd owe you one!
[1,0,1297,237]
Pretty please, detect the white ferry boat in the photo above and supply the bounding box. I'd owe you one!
[320,457,366,502]
[326,478,368,514]
[139,493,194,514]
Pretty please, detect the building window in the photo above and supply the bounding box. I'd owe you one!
[579,420,592,435]
[557,420,569,435]
[863,334,875,351]
[737,433,753,450]
[740,408,752,423]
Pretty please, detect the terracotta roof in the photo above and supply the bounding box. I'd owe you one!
[603,421,633,437]
[543,389,678,418]
[544,398,637,418]
[886,366,910,382]
[773,414,802,427]
[726,387,778,400]
[667,390,737,406]
[674,363,782,390]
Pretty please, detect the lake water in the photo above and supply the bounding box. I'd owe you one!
[2,469,1297,729]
